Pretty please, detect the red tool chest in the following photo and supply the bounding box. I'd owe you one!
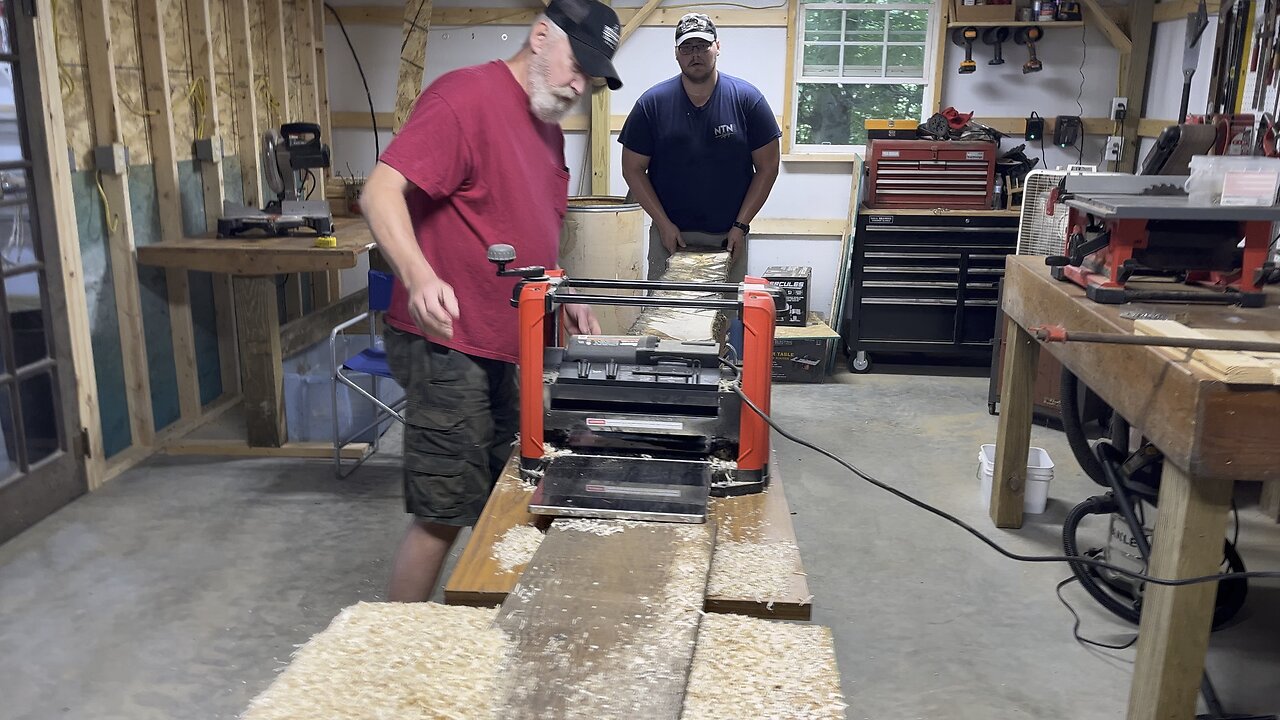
[864,140,997,210]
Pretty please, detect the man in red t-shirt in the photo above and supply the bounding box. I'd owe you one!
[361,0,623,602]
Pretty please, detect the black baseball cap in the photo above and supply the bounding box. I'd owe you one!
[675,13,717,46]
[545,0,623,90]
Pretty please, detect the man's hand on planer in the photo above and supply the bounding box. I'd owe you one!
[563,303,602,335]
[406,271,460,339]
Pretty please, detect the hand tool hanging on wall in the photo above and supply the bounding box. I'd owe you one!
[983,27,1009,66]
[1181,0,1211,122]
[1208,0,1252,114]
[1014,26,1044,74]
[1252,0,1274,109]
[952,26,979,74]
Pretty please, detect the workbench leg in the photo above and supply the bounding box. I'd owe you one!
[1261,481,1280,523]
[1127,464,1233,720]
[990,316,1038,528]
[234,276,286,447]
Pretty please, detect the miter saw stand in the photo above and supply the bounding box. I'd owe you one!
[217,122,334,238]
[1044,174,1280,308]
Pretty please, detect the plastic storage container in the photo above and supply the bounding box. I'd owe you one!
[284,334,405,444]
[1185,155,1280,205]
[978,444,1054,514]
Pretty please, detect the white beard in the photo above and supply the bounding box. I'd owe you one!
[529,50,577,123]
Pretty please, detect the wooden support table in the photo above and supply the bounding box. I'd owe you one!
[994,256,1280,720]
[446,451,813,620]
[137,217,376,447]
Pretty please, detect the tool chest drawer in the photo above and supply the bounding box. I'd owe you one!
[842,210,1018,372]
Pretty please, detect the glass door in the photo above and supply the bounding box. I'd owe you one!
[0,0,87,544]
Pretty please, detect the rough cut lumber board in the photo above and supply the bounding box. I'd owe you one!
[160,439,369,459]
[1133,319,1280,385]
[445,451,813,620]
[278,288,370,358]
[494,519,715,719]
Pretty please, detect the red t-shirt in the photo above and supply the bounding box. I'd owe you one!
[379,60,567,364]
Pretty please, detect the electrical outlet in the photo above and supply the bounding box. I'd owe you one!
[93,143,129,175]
[1104,135,1124,162]
[1110,96,1128,122]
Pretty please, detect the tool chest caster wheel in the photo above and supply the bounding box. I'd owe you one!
[848,352,871,373]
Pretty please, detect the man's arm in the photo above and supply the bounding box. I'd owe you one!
[621,148,684,253]
[726,138,781,256]
[361,161,459,338]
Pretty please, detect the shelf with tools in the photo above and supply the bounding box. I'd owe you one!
[946,21,1084,28]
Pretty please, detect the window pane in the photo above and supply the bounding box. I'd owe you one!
[843,44,884,77]
[6,271,47,368]
[886,45,925,78]
[887,10,928,43]
[803,45,841,77]
[804,9,842,43]
[0,5,11,55]
[795,83,925,147]
[0,63,17,164]
[19,370,59,464]
[0,385,15,480]
[845,10,885,43]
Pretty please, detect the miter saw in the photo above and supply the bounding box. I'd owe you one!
[487,244,783,524]
[217,122,334,238]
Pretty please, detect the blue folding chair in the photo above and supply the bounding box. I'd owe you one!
[330,270,406,477]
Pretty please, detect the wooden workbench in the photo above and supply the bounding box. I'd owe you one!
[445,452,813,620]
[137,218,376,447]
[994,256,1280,720]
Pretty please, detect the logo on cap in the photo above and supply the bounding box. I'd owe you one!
[602,23,619,50]
[675,12,717,46]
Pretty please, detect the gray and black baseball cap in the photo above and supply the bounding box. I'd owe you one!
[675,13,717,46]
[545,0,623,90]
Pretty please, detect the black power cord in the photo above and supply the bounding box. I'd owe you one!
[325,2,381,162]
[1055,576,1138,651]
[718,359,1280,589]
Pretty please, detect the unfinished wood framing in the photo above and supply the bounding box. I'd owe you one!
[394,0,433,132]
[1153,0,1221,23]
[34,0,106,488]
[329,5,785,28]
[233,275,286,446]
[81,0,156,449]
[780,0,798,152]
[590,86,610,194]
[990,315,1039,528]
[1117,0,1155,172]
[261,0,291,128]
[930,0,947,115]
[137,0,201,422]
[313,0,334,164]
[1080,0,1132,53]
[829,154,863,332]
[227,0,263,206]
[186,0,241,397]
[279,288,369,358]
[620,0,663,43]
[1138,117,1176,137]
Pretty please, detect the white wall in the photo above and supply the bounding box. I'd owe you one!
[324,0,1126,320]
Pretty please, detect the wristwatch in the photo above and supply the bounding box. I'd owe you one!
[732,221,750,234]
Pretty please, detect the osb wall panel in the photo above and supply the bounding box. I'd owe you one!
[249,0,274,135]
[110,0,153,166]
[164,0,199,155]
[210,0,240,161]
[53,0,94,170]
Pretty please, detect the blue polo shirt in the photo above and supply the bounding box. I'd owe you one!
[618,73,781,233]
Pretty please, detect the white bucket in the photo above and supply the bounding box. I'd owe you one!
[978,444,1054,514]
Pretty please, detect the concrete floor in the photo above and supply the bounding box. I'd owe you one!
[1,371,1278,720]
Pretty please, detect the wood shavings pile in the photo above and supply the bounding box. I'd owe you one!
[492,524,545,573]
[682,613,848,720]
[554,517,641,536]
[241,602,509,720]
[707,540,802,600]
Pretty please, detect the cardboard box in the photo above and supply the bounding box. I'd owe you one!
[772,338,831,383]
[950,0,1016,23]
[763,266,811,327]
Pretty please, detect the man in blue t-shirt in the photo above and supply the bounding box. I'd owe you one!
[618,13,781,281]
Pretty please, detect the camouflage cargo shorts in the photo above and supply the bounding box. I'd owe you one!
[383,327,519,526]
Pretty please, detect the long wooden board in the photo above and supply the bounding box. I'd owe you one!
[1133,319,1280,385]
[494,519,715,719]
[445,451,813,620]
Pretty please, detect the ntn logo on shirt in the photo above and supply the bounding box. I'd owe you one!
[713,123,736,139]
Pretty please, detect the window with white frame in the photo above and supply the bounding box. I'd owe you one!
[793,0,936,149]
